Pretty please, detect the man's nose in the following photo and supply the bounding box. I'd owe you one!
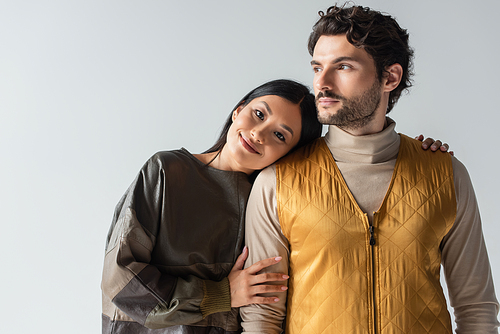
[315,70,333,91]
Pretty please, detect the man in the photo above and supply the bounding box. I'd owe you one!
[240,4,499,334]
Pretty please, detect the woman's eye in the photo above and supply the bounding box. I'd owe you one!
[274,132,285,141]
[255,110,264,120]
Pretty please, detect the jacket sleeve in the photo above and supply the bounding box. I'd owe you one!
[101,154,231,329]
[441,157,500,333]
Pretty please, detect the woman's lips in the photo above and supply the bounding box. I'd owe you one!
[240,134,259,154]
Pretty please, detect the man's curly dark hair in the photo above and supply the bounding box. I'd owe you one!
[308,4,414,113]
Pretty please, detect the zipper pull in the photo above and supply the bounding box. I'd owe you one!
[369,225,376,245]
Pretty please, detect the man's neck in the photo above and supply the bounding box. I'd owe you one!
[337,116,388,136]
[325,117,399,164]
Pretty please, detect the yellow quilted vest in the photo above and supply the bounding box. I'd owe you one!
[276,135,456,334]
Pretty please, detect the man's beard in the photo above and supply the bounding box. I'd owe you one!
[315,80,382,130]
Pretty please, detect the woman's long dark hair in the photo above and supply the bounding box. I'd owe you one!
[204,79,322,155]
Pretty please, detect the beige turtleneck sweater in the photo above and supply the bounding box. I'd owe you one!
[240,120,499,333]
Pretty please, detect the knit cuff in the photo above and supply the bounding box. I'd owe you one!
[200,277,231,318]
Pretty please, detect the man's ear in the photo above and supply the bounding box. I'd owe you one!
[232,104,244,121]
[383,63,403,93]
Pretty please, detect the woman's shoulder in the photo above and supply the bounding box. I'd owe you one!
[149,149,182,162]
[145,148,200,171]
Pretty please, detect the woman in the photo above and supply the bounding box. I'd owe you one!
[101,79,445,333]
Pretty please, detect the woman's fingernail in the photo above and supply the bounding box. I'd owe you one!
[243,246,248,252]
[283,275,289,279]
[281,286,288,290]
[275,256,282,261]
[274,298,280,302]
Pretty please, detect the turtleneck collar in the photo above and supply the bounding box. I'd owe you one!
[324,117,400,164]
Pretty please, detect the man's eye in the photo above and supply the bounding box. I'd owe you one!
[339,64,350,70]
[313,67,322,73]
[274,132,285,141]
[255,110,264,120]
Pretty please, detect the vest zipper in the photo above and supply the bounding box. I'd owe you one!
[369,219,377,334]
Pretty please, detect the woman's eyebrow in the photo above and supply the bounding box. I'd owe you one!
[281,123,294,136]
[261,101,273,115]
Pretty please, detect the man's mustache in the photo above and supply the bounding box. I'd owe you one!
[316,90,345,102]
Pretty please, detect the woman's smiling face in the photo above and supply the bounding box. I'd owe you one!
[221,95,302,174]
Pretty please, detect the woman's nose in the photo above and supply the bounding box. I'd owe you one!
[251,127,264,143]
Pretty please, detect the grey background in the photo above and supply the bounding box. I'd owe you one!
[1,0,499,332]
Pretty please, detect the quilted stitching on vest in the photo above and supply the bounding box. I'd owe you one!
[276,135,456,334]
